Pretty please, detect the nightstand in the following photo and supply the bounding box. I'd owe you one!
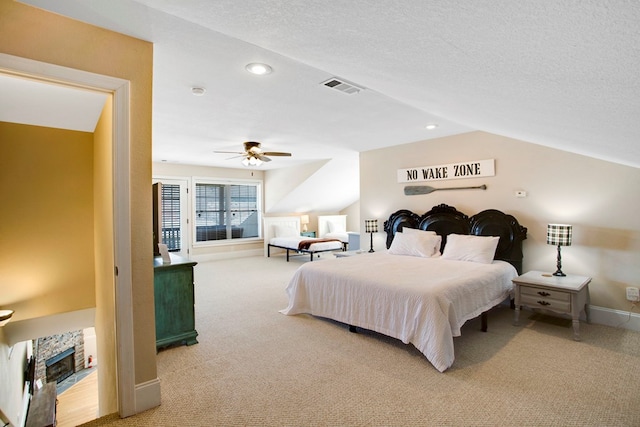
[513,270,591,341]
[300,231,316,238]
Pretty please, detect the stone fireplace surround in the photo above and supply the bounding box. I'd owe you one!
[33,330,86,385]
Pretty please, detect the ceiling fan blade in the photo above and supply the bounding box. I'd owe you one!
[256,154,272,162]
[262,151,292,157]
[213,150,244,154]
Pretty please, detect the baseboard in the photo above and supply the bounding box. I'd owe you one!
[191,248,263,263]
[588,305,640,332]
[135,377,161,414]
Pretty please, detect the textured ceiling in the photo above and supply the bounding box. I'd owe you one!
[10,0,640,211]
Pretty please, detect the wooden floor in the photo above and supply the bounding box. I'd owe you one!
[56,369,99,427]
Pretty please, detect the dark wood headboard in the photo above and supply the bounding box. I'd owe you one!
[383,204,528,274]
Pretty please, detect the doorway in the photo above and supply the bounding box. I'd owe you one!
[0,53,137,418]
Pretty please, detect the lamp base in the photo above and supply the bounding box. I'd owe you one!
[552,245,566,277]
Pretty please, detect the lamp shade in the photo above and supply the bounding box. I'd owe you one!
[547,224,572,246]
[300,215,309,225]
[0,309,14,327]
[365,219,378,233]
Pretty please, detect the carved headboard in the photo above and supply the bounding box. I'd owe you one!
[383,204,527,273]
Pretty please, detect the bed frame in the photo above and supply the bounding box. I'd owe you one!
[370,204,527,333]
[264,216,343,261]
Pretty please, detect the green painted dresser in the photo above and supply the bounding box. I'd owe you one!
[153,254,198,350]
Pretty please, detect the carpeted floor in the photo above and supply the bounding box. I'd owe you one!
[82,254,640,426]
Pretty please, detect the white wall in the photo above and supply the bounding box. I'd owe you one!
[0,332,28,427]
[360,131,640,312]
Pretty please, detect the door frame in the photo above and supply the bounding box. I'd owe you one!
[0,53,136,416]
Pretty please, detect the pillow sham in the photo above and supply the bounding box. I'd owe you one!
[327,221,346,233]
[401,227,437,236]
[388,231,442,258]
[441,234,499,264]
[273,224,299,238]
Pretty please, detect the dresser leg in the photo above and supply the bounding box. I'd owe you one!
[572,319,581,341]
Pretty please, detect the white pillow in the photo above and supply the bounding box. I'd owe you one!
[388,232,442,258]
[402,227,437,236]
[441,234,499,264]
[273,224,299,238]
[327,221,346,233]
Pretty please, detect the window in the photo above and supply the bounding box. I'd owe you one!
[160,183,182,251]
[153,179,189,256]
[194,181,261,243]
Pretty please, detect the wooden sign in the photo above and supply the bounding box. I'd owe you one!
[397,159,495,183]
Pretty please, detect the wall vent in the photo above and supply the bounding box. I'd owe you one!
[321,77,364,95]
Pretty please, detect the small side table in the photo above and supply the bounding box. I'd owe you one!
[513,270,591,341]
[301,231,316,238]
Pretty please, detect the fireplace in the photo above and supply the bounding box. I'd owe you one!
[45,347,75,384]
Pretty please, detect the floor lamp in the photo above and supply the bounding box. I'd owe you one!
[365,219,378,253]
[547,223,572,276]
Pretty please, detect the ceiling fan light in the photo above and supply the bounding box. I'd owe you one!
[242,158,250,166]
[245,63,273,75]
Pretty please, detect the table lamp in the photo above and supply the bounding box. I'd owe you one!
[365,219,378,253]
[547,223,572,276]
[301,215,310,232]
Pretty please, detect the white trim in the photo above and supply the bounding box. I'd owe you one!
[587,305,640,332]
[519,304,640,332]
[0,53,141,416]
[134,377,161,413]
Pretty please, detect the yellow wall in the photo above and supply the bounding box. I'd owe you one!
[0,122,95,319]
[361,131,640,311]
[93,96,119,414]
[0,0,155,418]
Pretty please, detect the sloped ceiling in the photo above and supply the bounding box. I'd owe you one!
[11,0,640,213]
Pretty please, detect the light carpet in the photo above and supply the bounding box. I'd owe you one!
[82,254,640,426]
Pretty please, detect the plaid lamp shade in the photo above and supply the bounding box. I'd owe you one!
[365,219,378,233]
[547,224,572,246]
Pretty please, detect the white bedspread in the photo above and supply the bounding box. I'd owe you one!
[280,252,517,372]
[270,236,343,251]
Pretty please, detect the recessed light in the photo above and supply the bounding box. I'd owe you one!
[191,87,206,96]
[425,123,439,130]
[245,63,273,75]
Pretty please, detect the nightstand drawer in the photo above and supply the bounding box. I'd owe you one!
[520,294,571,312]
[520,285,570,302]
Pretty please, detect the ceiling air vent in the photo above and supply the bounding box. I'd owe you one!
[321,78,364,95]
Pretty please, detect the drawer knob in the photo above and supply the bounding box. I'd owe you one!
[537,300,551,306]
[538,291,551,297]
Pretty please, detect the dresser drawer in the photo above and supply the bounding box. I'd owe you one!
[520,294,571,313]
[520,285,570,302]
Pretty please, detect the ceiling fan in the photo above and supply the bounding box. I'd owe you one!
[214,141,292,166]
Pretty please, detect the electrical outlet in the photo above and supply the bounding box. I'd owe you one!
[626,286,639,302]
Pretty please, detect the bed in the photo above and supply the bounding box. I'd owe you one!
[280,204,527,372]
[318,215,350,250]
[264,216,344,261]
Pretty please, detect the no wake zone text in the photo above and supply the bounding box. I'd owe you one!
[397,159,495,183]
